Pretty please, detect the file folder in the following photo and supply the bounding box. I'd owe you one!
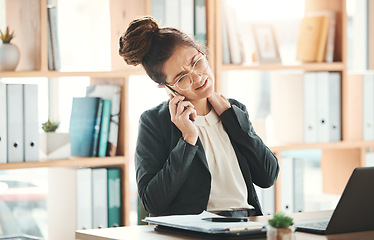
[303,72,318,143]
[76,168,93,230]
[92,168,108,229]
[6,84,24,163]
[23,84,39,162]
[107,168,122,227]
[316,72,341,142]
[363,74,374,141]
[0,83,7,163]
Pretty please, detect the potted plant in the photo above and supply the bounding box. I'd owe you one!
[42,119,60,133]
[40,119,70,160]
[267,212,294,240]
[0,26,20,71]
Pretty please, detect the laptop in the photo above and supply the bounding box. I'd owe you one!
[295,166,374,235]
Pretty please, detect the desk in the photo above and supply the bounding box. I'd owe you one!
[76,211,374,240]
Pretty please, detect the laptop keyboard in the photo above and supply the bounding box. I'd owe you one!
[297,221,329,230]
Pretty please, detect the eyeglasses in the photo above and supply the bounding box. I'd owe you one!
[165,54,209,91]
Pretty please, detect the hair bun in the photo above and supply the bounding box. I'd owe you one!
[119,16,159,66]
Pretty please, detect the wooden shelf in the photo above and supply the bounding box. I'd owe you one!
[0,68,145,78]
[269,140,374,153]
[0,156,126,170]
[222,62,345,72]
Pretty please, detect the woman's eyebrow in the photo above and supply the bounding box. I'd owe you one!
[173,53,200,81]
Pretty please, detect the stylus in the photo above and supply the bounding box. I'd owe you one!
[202,217,249,222]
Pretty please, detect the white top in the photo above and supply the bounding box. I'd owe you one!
[194,109,253,211]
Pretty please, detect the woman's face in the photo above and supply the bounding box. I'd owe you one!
[162,46,214,101]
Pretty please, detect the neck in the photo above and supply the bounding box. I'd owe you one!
[191,98,211,116]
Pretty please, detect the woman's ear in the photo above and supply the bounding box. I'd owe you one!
[157,84,165,89]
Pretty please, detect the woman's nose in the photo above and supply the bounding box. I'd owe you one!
[190,71,203,82]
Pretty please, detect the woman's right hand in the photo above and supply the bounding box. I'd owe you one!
[169,95,198,145]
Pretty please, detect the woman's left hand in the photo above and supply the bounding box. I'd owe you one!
[208,92,231,116]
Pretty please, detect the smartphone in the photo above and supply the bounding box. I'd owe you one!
[165,85,195,121]
[165,85,182,98]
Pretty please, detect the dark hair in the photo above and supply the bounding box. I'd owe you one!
[119,16,200,85]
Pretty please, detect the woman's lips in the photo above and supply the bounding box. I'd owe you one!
[195,78,208,90]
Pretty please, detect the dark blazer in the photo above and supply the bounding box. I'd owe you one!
[135,98,279,216]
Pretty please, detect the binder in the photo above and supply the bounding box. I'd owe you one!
[76,168,93,230]
[179,0,194,36]
[262,185,275,215]
[6,84,24,163]
[194,0,207,45]
[23,84,39,162]
[281,157,304,213]
[69,97,103,157]
[303,72,318,143]
[366,152,374,167]
[316,72,341,142]
[86,85,121,157]
[151,0,165,26]
[0,83,7,163]
[293,158,305,213]
[363,74,374,141]
[165,0,180,29]
[92,168,108,229]
[98,100,111,157]
[107,168,122,227]
[281,157,294,213]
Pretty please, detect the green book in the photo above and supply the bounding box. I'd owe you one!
[98,99,111,157]
[107,168,122,227]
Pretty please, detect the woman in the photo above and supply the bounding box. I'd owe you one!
[119,16,279,217]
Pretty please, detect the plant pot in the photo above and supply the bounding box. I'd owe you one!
[40,132,71,160]
[0,43,20,71]
[267,225,295,240]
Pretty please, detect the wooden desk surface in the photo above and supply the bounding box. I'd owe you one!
[76,211,374,240]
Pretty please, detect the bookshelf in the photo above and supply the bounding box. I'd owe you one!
[1,0,373,232]
[0,0,153,229]
[212,0,374,212]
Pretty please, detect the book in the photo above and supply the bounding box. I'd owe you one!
[194,0,207,46]
[98,100,111,157]
[296,16,330,62]
[69,97,103,157]
[86,84,121,156]
[107,168,122,227]
[47,1,60,70]
[223,3,243,64]
[306,11,336,62]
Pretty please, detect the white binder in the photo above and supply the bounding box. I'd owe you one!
[293,158,305,213]
[328,72,341,142]
[303,72,318,143]
[281,157,304,213]
[366,152,374,167]
[0,83,7,163]
[77,168,93,230]
[316,72,341,142]
[23,84,39,162]
[281,157,294,213]
[165,0,180,29]
[363,74,374,141]
[6,84,24,163]
[92,168,108,229]
[179,0,194,36]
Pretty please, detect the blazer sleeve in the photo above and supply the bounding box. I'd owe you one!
[220,99,279,188]
[135,110,199,216]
